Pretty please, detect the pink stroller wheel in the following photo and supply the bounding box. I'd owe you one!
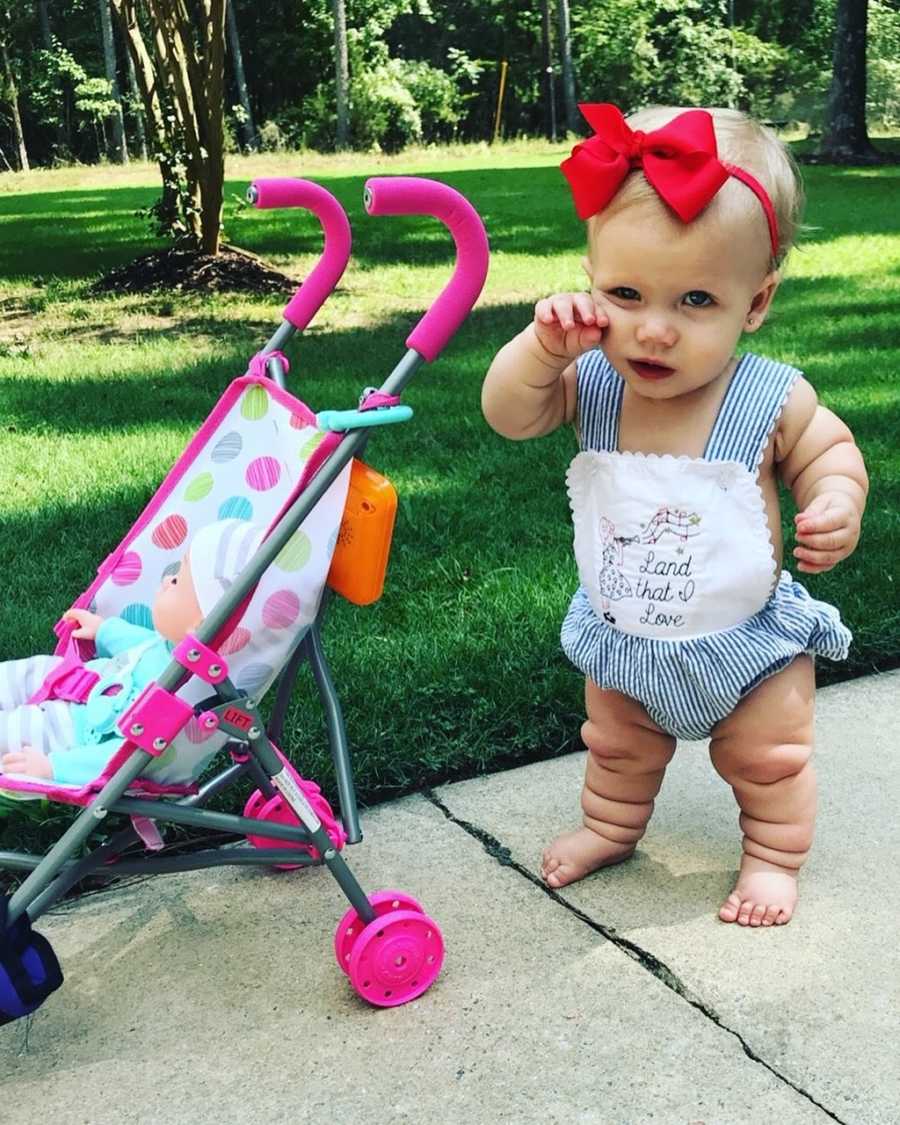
[242,789,269,820]
[245,780,346,870]
[333,890,424,974]
[347,909,444,1007]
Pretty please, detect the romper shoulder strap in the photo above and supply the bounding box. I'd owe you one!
[575,348,624,453]
[704,352,802,472]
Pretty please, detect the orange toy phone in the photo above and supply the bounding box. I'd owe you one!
[327,459,398,605]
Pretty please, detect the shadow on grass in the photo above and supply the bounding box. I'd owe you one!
[2,162,897,283]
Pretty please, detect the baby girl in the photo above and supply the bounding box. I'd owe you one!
[0,519,262,786]
[482,104,867,926]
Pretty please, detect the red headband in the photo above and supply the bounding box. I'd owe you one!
[561,104,780,259]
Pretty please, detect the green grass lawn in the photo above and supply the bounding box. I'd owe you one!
[0,141,898,852]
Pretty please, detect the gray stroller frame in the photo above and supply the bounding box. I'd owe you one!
[1,175,489,1009]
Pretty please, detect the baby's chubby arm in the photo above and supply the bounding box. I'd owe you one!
[482,293,608,439]
[776,378,868,574]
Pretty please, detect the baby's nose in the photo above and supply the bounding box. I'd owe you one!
[636,314,677,348]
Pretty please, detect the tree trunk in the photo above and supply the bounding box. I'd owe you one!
[819,0,880,163]
[332,0,349,150]
[541,0,556,142]
[37,0,71,159]
[556,0,577,135]
[226,0,256,150]
[0,38,29,172]
[112,0,227,255]
[197,0,227,254]
[38,1,52,48]
[112,0,181,228]
[99,0,129,163]
[125,46,149,161]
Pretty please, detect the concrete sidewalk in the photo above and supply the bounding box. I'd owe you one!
[2,671,898,1125]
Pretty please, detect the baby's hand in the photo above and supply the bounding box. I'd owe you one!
[533,292,608,366]
[1,747,54,779]
[793,492,862,573]
[62,607,104,640]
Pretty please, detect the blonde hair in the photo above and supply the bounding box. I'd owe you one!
[587,106,804,270]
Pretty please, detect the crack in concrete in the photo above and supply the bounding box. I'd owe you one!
[425,789,848,1125]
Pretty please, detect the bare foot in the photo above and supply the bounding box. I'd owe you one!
[540,826,635,889]
[1,747,53,780]
[719,854,799,927]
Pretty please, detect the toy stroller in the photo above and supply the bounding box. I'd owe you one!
[0,175,489,1017]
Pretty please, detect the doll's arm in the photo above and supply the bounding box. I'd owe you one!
[776,378,868,574]
[94,617,159,658]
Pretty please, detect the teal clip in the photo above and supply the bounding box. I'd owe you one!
[316,405,413,432]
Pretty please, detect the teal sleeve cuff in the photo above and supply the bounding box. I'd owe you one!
[95,617,157,658]
[48,740,116,786]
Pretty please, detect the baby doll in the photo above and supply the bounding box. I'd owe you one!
[0,518,263,786]
[482,104,868,927]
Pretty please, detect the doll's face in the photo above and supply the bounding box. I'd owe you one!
[152,553,203,643]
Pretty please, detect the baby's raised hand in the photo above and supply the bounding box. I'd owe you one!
[533,292,608,366]
[62,607,104,640]
[793,492,862,573]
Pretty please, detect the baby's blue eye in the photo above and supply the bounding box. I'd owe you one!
[684,290,714,307]
[610,287,640,301]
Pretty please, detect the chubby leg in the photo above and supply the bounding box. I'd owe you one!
[541,680,676,888]
[710,656,815,927]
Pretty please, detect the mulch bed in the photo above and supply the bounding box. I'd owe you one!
[91,243,299,297]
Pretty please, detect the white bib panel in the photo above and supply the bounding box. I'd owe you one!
[568,450,776,640]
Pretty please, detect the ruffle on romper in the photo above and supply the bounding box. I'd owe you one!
[560,570,851,741]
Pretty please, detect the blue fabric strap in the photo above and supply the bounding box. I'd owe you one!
[704,352,800,471]
[575,349,623,453]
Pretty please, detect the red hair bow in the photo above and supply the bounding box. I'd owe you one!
[561,104,728,223]
[561,104,780,257]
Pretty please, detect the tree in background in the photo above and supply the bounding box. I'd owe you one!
[556,0,577,134]
[0,3,30,170]
[226,0,256,151]
[820,0,882,161]
[2,0,899,169]
[332,0,349,148]
[111,0,227,254]
[98,0,128,163]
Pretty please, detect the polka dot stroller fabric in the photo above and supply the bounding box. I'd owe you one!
[61,371,351,789]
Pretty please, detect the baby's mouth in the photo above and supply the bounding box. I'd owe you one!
[629,358,676,381]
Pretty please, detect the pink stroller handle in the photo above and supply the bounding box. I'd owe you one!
[249,178,352,331]
[364,177,489,363]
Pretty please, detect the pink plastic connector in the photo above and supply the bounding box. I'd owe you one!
[117,684,194,756]
[173,635,229,685]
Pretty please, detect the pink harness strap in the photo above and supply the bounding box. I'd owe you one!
[27,651,99,706]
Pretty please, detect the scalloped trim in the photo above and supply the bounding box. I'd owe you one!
[749,369,800,590]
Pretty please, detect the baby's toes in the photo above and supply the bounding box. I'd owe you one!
[718,893,742,923]
[774,905,794,925]
[737,899,756,926]
[762,904,781,927]
[749,903,767,927]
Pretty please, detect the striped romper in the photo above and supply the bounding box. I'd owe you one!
[561,349,852,741]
